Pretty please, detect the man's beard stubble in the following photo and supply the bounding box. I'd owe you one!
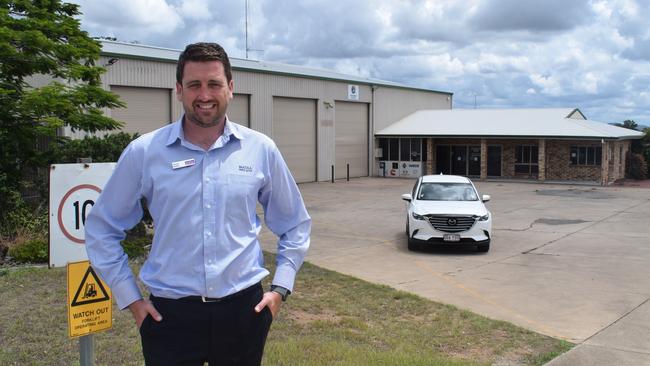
[187,111,224,129]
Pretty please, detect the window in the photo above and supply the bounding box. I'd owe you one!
[515,145,538,176]
[379,138,388,161]
[400,138,411,161]
[417,182,478,201]
[570,146,602,166]
[410,138,421,161]
[389,139,399,160]
[380,138,425,162]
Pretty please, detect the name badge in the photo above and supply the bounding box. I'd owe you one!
[172,158,196,170]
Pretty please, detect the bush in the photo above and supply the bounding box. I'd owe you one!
[628,153,648,180]
[0,189,48,240]
[49,132,139,164]
[8,238,48,263]
[121,236,152,259]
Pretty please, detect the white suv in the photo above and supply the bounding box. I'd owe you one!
[401,175,492,252]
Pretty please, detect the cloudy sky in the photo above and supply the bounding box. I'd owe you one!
[71,0,650,126]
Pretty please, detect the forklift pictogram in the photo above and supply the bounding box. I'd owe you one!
[71,266,110,307]
[82,283,97,299]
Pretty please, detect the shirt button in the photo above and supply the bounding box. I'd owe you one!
[206,231,212,237]
[209,287,213,291]
[205,203,211,208]
[205,178,211,183]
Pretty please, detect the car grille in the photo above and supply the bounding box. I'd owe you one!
[426,215,476,233]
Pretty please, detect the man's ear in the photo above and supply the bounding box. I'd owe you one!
[175,82,182,101]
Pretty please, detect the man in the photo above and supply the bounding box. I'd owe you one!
[85,42,311,365]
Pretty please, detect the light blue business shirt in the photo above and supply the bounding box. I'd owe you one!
[85,116,311,310]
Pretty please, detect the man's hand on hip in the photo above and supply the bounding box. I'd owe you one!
[254,291,282,318]
[128,299,162,328]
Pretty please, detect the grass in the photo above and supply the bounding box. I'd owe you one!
[0,254,572,365]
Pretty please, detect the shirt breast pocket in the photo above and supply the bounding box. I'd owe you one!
[225,174,262,210]
[227,174,262,189]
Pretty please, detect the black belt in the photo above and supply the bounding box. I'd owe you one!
[153,282,262,303]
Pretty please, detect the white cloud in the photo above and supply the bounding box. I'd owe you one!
[68,0,650,124]
[530,74,564,96]
[74,0,183,36]
[179,0,212,20]
[578,72,599,94]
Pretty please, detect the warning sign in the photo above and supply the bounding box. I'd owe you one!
[67,261,112,338]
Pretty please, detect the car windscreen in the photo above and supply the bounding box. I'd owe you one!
[417,182,478,201]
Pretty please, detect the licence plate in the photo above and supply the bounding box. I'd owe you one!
[443,234,461,242]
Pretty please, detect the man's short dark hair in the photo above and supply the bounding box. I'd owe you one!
[177,42,232,83]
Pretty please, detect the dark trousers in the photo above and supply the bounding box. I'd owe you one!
[139,283,273,366]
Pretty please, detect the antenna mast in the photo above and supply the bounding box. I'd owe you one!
[245,0,249,59]
[244,0,263,59]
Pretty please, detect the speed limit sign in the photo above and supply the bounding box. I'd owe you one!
[49,163,116,268]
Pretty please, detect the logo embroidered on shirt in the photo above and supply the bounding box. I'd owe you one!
[238,165,253,173]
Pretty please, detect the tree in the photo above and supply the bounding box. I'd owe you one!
[609,119,649,179]
[612,119,639,131]
[0,0,124,225]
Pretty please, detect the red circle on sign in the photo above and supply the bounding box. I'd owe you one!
[57,184,102,244]
[390,169,396,176]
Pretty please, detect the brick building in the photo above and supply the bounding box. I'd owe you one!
[375,108,643,186]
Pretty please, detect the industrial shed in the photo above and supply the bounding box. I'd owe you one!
[85,41,452,183]
[375,108,644,186]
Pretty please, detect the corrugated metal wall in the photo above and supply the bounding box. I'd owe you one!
[110,86,171,134]
[99,56,182,123]
[93,55,450,181]
[229,94,250,127]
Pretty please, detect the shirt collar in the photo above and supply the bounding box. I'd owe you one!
[166,116,184,146]
[224,116,245,141]
[166,115,244,147]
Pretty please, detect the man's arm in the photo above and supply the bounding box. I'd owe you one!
[85,142,147,311]
[257,143,311,311]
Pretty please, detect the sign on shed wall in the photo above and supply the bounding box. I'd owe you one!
[49,163,116,268]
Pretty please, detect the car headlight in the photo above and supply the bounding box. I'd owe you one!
[412,212,427,220]
[476,213,489,221]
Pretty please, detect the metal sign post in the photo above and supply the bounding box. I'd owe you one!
[80,335,94,366]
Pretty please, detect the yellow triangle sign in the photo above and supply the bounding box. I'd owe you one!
[71,265,110,306]
[67,260,112,338]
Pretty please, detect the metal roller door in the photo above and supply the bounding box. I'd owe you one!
[335,102,368,179]
[110,86,171,134]
[228,94,250,127]
[272,97,317,183]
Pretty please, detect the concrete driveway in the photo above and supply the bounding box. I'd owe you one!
[260,177,650,365]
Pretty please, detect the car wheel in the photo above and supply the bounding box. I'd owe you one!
[477,242,490,253]
[407,238,420,251]
[406,222,420,251]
